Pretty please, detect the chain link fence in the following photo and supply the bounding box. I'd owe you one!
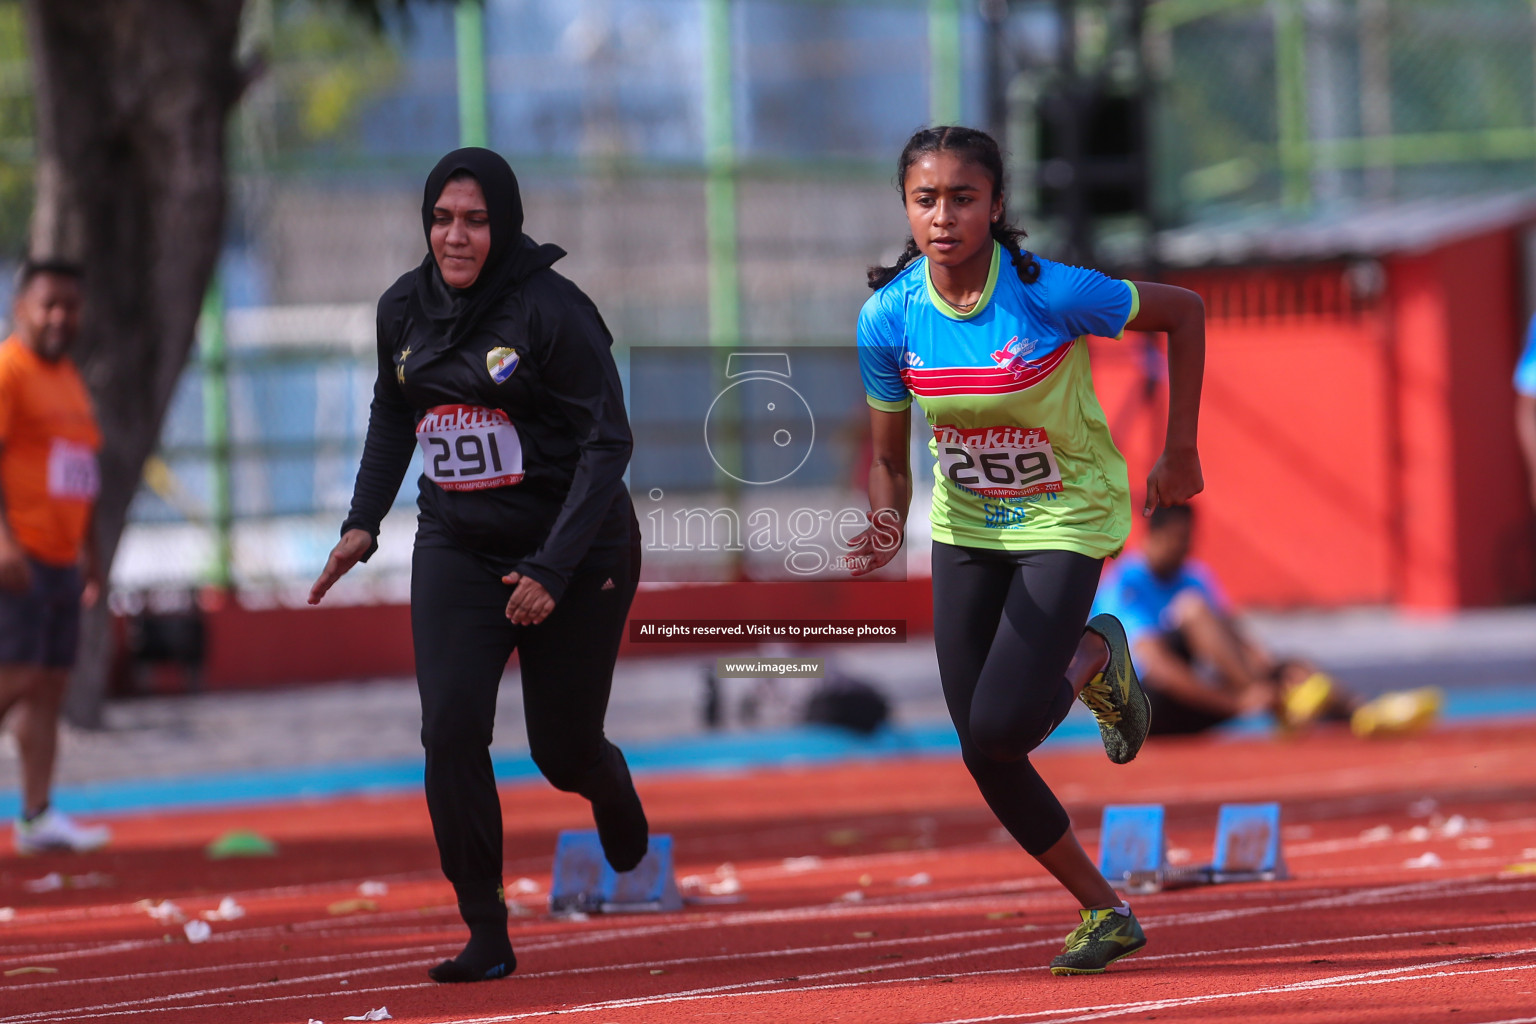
[1156,0,1536,217]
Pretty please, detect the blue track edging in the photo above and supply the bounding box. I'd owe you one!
[5,685,1532,820]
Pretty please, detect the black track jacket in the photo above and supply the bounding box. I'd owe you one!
[341,240,634,603]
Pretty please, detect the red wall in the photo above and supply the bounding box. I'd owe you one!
[1093,265,1398,607]
[1426,232,1536,605]
[188,579,934,690]
[1092,230,1536,612]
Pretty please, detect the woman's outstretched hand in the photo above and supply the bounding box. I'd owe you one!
[1144,445,1204,515]
[846,509,905,577]
[308,529,373,605]
[502,572,555,625]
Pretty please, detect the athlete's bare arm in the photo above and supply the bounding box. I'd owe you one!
[848,407,911,576]
[1126,282,1205,515]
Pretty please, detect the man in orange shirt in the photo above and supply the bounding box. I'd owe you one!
[0,259,110,854]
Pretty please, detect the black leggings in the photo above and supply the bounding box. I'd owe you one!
[411,532,642,906]
[931,541,1104,857]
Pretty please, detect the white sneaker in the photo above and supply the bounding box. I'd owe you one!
[13,808,111,855]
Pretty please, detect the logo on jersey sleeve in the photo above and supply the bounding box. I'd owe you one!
[487,347,520,384]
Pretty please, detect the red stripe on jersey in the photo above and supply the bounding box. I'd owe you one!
[900,343,1072,396]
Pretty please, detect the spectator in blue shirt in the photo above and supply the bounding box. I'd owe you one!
[1092,505,1345,734]
[1517,315,1536,511]
[1095,505,1443,737]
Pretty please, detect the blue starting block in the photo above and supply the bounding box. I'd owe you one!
[1210,802,1288,882]
[1097,801,1288,893]
[1098,804,1169,893]
[548,830,682,914]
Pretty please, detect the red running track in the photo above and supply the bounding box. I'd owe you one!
[2,722,1535,1024]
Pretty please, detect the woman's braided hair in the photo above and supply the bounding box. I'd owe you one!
[867,125,1040,291]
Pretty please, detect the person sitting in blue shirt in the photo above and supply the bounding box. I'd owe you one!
[1093,504,1442,737]
[1516,313,1536,512]
[1094,503,1374,735]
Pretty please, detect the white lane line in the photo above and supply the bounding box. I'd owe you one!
[435,882,1536,1022]
[3,871,1520,1001]
[0,902,473,967]
[0,980,430,1024]
[0,955,432,1024]
[0,923,1018,996]
[5,795,1528,960]
[9,883,1531,1023]
[1286,815,1536,858]
[0,863,1464,966]
[26,903,1535,1013]
[425,927,1536,1024]
[0,867,446,926]
[439,948,1536,1024]
[511,925,1024,979]
[374,886,1536,1024]
[923,949,1536,1024]
[1,867,1522,984]
[4,933,1534,1024]
[0,941,456,994]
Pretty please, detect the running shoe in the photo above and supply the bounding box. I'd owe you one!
[1279,671,1335,731]
[1080,613,1152,765]
[1049,905,1147,975]
[13,808,111,855]
[1350,687,1443,738]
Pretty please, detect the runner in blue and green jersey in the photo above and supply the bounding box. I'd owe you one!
[849,126,1206,976]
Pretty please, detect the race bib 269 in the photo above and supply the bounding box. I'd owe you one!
[416,405,524,491]
[934,424,1064,499]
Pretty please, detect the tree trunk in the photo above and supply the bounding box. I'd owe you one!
[24,0,246,727]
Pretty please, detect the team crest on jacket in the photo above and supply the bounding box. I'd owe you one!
[487,347,520,383]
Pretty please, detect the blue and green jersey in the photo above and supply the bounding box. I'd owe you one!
[857,242,1138,558]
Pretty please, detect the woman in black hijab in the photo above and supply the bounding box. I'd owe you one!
[310,148,648,983]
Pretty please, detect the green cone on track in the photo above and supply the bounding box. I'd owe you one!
[205,830,278,859]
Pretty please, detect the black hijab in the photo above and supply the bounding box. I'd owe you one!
[413,147,564,346]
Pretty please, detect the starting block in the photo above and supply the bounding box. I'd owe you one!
[1098,804,1169,893]
[548,830,682,915]
[1210,802,1288,883]
[1098,802,1288,893]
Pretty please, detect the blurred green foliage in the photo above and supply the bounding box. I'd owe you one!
[1159,0,1536,216]
[0,0,418,256]
[266,0,402,148]
[0,1,34,258]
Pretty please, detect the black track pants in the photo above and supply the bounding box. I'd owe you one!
[411,533,642,905]
[931,541,1104,857]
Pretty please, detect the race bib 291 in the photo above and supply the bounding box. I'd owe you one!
[934,424,1064,499]
[416,405,524,491]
